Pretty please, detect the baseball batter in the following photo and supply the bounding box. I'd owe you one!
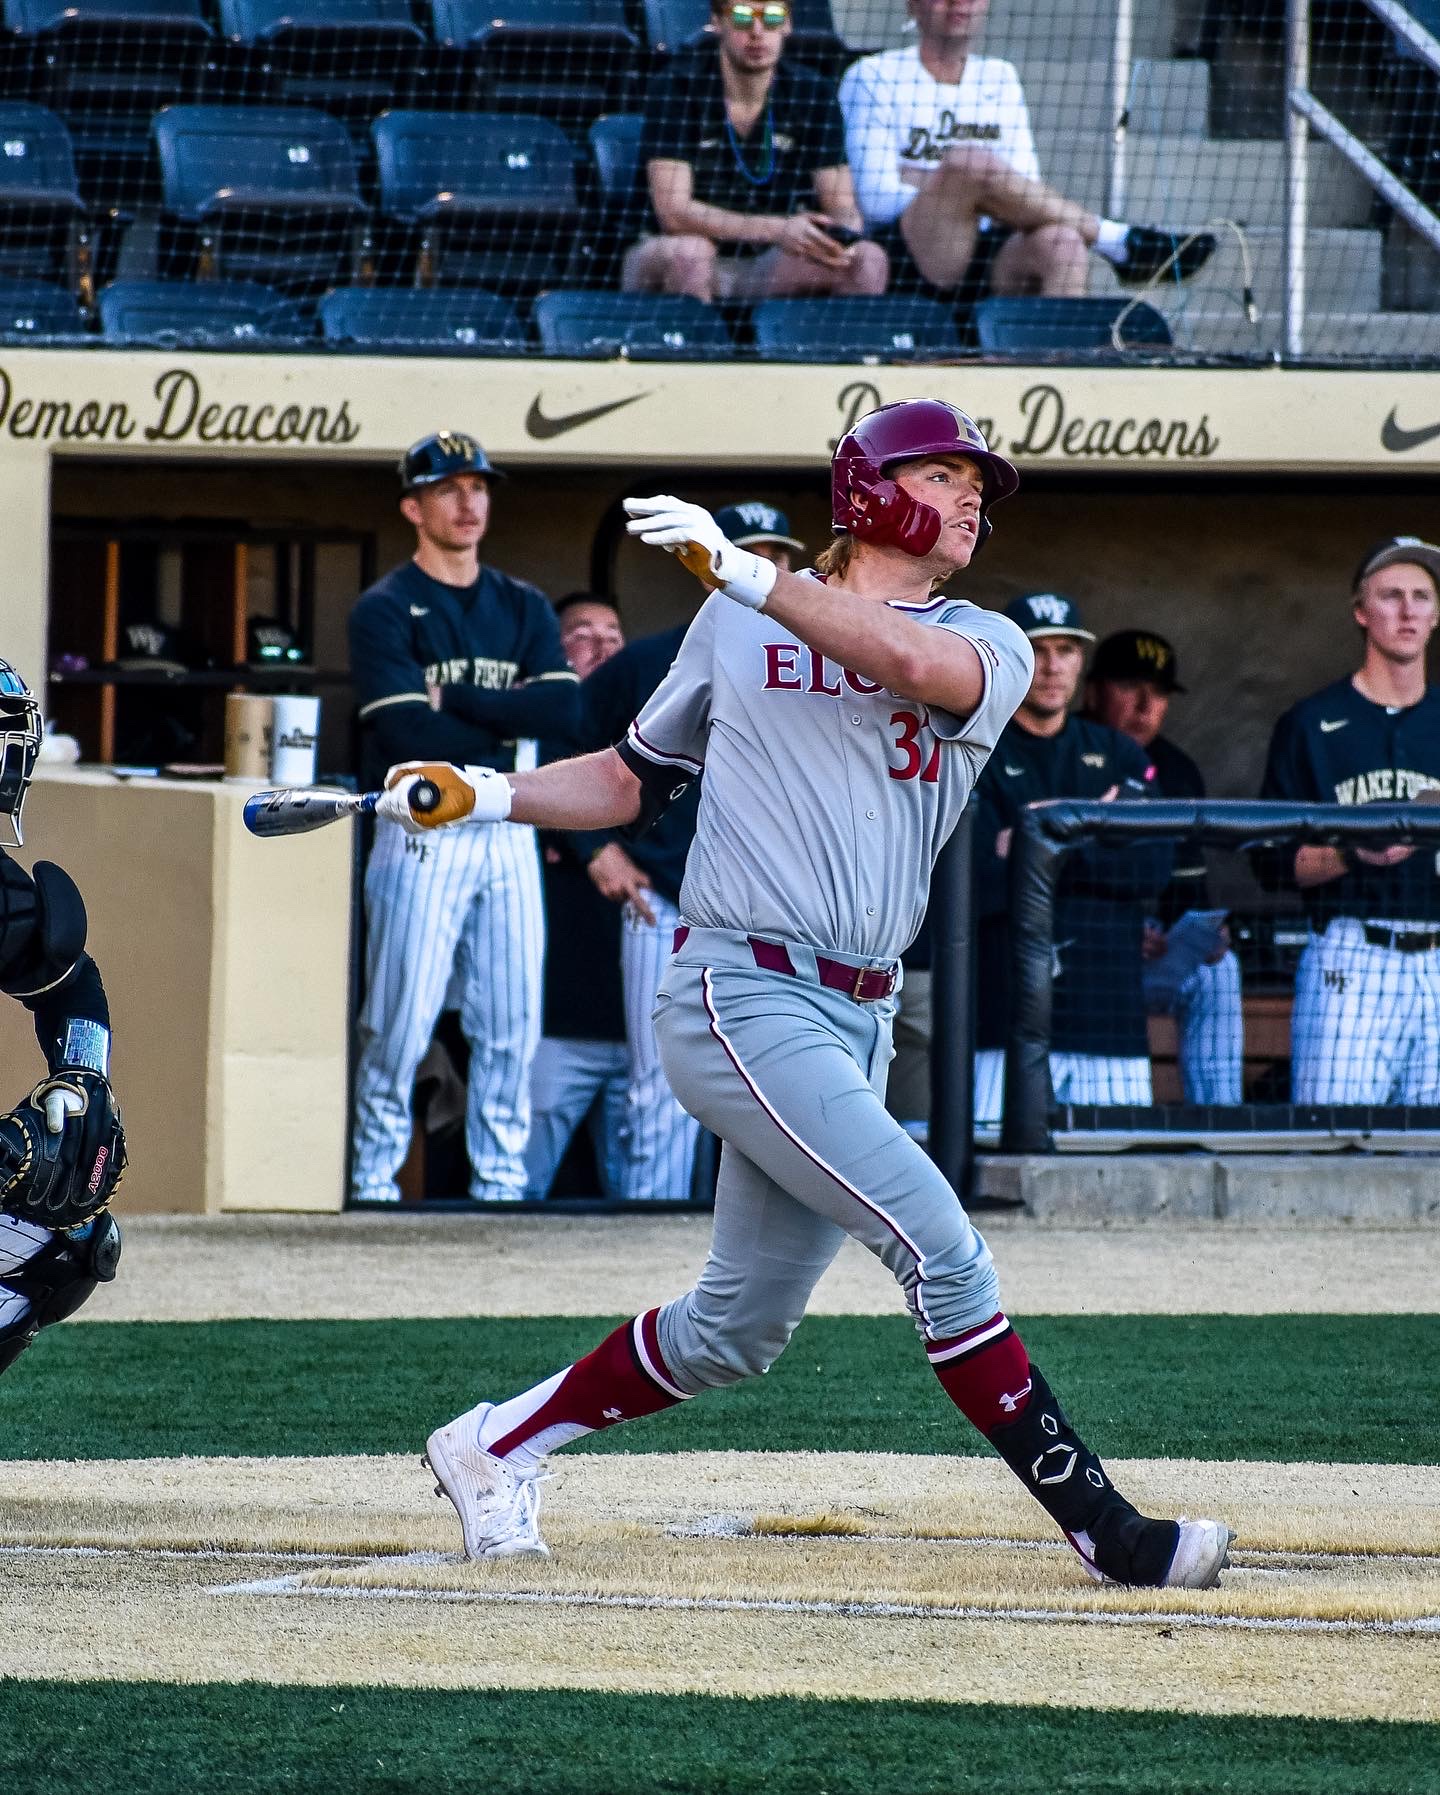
[0,662,125,1377]
[380,401,1233,1590]
[349,433,580,1202]
[1260,534,1440,1103]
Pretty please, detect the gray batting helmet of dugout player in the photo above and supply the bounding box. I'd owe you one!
[399,430,507,492]
[831,399,1019,557]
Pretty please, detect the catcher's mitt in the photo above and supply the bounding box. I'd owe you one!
[0,1069,126,1228]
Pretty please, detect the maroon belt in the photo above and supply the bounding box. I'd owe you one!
[672,926,897,1003]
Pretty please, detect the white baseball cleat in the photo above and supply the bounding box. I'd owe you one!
[423,1407,550,1560]
[1161,1516,1235,1589]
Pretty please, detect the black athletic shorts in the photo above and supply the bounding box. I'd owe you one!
[869,218,1012,305]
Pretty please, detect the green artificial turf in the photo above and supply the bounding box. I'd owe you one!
[3,1681,1438,1795]
[2,1313,1436,1464]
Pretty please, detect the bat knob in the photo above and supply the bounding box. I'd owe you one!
[410,778,442,816]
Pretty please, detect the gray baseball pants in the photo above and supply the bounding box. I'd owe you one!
[650,927,1000,1395]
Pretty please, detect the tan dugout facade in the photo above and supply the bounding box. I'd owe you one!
[3,349,1440,1213]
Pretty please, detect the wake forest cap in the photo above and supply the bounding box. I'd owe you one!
[1089,628,1186,693]
[715,502,805,552]
[1352,535,1440,591]
[1004,593,1096,643]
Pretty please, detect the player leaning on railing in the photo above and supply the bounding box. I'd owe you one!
[0,662,125,1378]
[376,399,1233,1592]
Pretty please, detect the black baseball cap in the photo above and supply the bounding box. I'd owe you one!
[400,430,506,492]
[108,618,188,673]
[1090,628,1186,693]
[1352,535,1440,591]
[1004,593,1096,643]
[715,502,804,553]
[245,616,309,668]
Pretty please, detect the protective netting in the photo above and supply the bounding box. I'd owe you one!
[987,800,1440,1149]
[0,0,1435,364]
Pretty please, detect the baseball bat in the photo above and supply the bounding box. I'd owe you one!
[242,779,442,839]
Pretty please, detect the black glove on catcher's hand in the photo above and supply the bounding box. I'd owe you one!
[0,1069,127,1227]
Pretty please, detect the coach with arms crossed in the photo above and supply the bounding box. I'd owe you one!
[1259,535,1440,1105]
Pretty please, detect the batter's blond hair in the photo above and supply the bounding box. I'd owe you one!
[813,533,856,579]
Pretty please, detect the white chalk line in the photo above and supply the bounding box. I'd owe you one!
[203,1575,1440,1637]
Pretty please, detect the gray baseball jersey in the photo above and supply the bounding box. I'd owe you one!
[619,584,1034,961]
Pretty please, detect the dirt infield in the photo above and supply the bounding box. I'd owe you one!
[4,1452,1437,1718]
[86,1213,1439,1322]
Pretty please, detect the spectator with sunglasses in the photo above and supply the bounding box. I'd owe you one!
[623,0,889,302]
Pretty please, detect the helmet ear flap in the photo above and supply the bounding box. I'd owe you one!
[843,461,943,557]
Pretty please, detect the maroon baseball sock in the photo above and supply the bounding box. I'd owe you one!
[477,1308,687,1471]
[926,1312,1034,1433]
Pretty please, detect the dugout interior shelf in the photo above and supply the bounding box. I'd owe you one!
[46,517,376,765]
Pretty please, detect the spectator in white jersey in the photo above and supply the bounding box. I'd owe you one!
[624,0,888,302]
[839,0,1216,304]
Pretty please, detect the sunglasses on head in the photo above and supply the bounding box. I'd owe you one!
[728,2,789,27]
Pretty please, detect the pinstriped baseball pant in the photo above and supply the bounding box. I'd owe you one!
[621,891,701,1199]
[352,818,544,1201]
[650,927,1000,1393]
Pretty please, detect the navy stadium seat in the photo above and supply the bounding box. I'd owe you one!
[98,276,311,343]
[751,295,961,362]
[4,0,213,203]
[372,109,579,289]
[589,111,642,200]
[153,104,367,293]
[972,296,1174,355]
[532,289,729,359]
[0,277,87,338]
[0,102,87,285]
[319,284,526,352]
[215,0,426,125]
[433,0,640,127]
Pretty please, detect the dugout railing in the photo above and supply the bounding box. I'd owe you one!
[997,798,1440,1155]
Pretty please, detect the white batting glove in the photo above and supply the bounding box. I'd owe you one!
[377,763,514,832]
[623,495,778,610]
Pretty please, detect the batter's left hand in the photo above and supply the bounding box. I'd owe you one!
[378,762,513,831]
[623,496,777,610]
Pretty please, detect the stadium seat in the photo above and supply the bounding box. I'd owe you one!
[0,102,88,286]
[972,296,1174,355]
[582,111,646,279]
[0,277,88,338]
[4,0,214,203]
[97,276,311,343]
[589,111,643,200]
[639,0,706,54]
[371,109,580,289]
[152,104,368,293]
[532,289,730,359]
[215,0,427,128]
[751,295,961,362]
[319,284,526,352]
[432,0,641,128]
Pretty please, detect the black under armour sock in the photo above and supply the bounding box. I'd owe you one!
[985,1364,1179,1586]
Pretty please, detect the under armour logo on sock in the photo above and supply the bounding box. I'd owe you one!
[602,1407,623,1421]
[998,1378,1032,1414]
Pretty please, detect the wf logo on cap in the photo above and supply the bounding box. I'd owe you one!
[736,502,782,532]
[1025,594,1071,626]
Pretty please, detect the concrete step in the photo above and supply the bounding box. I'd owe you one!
[1140,306,1440,362]
[1035,132,1375,228]
[1018,56,1211,139]
[1089,225,1383,315]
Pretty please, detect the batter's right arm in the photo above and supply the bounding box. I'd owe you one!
[378,748,641,834]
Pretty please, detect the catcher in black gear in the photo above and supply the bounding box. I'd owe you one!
[0,659,125,1378]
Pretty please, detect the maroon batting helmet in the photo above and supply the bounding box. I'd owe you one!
[831,399,1019,557]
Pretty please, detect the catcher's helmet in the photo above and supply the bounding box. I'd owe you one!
[831,399,1019,557]
[399,430,506,493]
[0,661,40,849]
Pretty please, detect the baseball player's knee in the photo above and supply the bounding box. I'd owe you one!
[664,1288,801,1389]
[0,1213,120,1378]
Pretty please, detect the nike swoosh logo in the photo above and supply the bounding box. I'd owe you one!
[1319,718,1348,732]
[1381,408,1440,453]
[409,604,429,617]
[525,392,649,440]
